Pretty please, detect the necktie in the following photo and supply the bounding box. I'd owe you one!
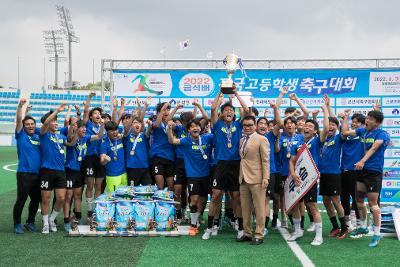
[241,134,250,157]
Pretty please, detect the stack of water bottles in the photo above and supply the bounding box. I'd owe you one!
[94,185,176,232]
[380,204,400,235]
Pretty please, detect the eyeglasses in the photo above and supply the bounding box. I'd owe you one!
[243,124,254,128]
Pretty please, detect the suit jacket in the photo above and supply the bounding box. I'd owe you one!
[239,132,270,184]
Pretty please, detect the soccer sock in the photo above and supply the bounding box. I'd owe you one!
[190,205,198,227]
[308,213,314,223]
[374,225,381,236]
[214,218,220,227]
[49,210,60,222]
[265,217,270,228]
[225,208,234,220]
[64,217,70,224]
[176,209,182,219]
[75,212,82,220]
[293,218,301,232]
[86,198,93,212]
[42,214,49,226]
[237,217,244,231]
[288,214,294,226]
[272,213,278,222]
[339,217,348,231]
[315,222,323,239]
[329,216,339,229]
[300,216,305,229]
[207,216,214,229]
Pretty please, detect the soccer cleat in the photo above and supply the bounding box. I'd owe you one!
[64,223,71,232]
[211,225,219,236]
[236,230,245,240]
[307,223,316,232]
[49,220,57,233]
[369,235,381,247]
[350,227,369,239]
[287,230,303,241]
[202,228,213,240]
[311,237,323,246]
[189,226,198,236]
[24,223,37,232]
[329,228,341,237]
[42,224,50,234]
[337,229,349,240]
[263,228,269,237]
[14,224,24,234]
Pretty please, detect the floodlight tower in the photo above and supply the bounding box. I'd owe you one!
[43,30,65,88]
[56,5,79,89]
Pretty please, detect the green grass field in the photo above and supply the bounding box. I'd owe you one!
[0,146,398,266]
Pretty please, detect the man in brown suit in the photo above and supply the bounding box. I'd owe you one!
[238,115,270,245]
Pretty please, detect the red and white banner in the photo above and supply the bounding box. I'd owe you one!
[284,144,320,212]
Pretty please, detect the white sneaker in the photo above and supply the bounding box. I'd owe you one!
[202,228,213,240]
[307,223,316,232]
[236,230,244,240]
[49,220,57,233]
[311,237,323,246]
[287,230,303,241]
[211,225,219,236]
[281,219,288,229]
[42,224,49,234]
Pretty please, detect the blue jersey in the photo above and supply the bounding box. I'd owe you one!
[341,134,364,171]
[213,120,242,161]
[65,135,91,171]
[150,122,174,161]
[280,133,304,176]
[15,128,41,174]
[291,136,323,167]
[356,128,390,173]
[86,120,102,156]
[100,137,125,176]
[40,131,66,171]
[174,125,187,159]
[319,134,345,174]
[179,134,213,179]
[265,131,277,174]
[123,131,149,169]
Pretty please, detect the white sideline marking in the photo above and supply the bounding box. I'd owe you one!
[3,163,17,172]
[277,220,315,267]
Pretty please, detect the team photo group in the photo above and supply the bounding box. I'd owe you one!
[13,86,390,248]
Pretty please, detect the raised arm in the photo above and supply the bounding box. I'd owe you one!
[276,86,288,107]
[138,96,151,123]
[40,103,67,135]
[341,109,357,137]
[211,92,224,126]
[235,90,250,117]
[111,97,119,124]
[82,91,96,124]
[290,93,309,119]
[117,98,126,123]
[64,105,72,127]
[270,101,283,136]
[167,121,180,145]
[323,94,335,118]
[154,102,170,128]
[165,104,183,122]
[65,123,78,147]
[193,99,209,126]
[16,98,27,133]
[319,104,329,143]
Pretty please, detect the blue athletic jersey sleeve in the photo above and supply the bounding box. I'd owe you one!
[85,120,102,156]
[174,124,187,159]
[356,128,390,172]
[213,119,242,161]
[265,131,277,174]
[123,131,149,169]
[59,126,69,137]
[319,134,344,174]
[341,134,364,171]
[100,138,125,176]
[15,129,41,174]
[280,134,304,176]
[40,131,66,171]
[65,135,91,171]
[179,134,213,179]
[150,122,175,161]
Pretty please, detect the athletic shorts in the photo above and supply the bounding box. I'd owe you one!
[83,154,105,179]
[152,156,175,178]
[174,158,187,185]
[40,168,66,191]
[188,178,209,197]
[266,173,276,197]
[341,170,359,195]
[65,168,84,189]
[274,174,286,195]
[319,173,341,196]
[126,168,151,186]
[357,170,383,193]
[212,160,240,192]
[302,182,318,203]
[106,173,128,193]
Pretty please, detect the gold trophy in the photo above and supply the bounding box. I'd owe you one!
[220,53,240,94]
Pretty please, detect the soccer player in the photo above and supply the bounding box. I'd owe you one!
[202,91,250,240]
[100,121,127,192]
[39,103,77,234]
[341,110,390,247]
[63,119,104,231]
[340,112,366,230]
[13,99,41,234]
[151,102,182,190]
[288,105,329,246]
[168,119,213,235]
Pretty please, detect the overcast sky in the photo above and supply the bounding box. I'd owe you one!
[1,0,400,90]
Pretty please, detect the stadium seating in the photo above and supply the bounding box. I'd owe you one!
[0,90,20,125]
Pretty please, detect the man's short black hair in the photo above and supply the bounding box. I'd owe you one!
[367,110,384,124]
[76,119,85,128]
[242,115,256,124]
[156,102,170,113]
[257,117,268,125]
[186,119,201,131]
[120,113,132,121]
[89,107,103,119]
[305,119,319,131]
[180,111,193,123]
[284,107,296,114]
[41,110,56,124]
[22,115,36,126]
[351,113,366,124]
[328,116,339,127]
[250,107,259,116]
[220,102,235,113]
[105,121,118,131]
[284,116,297,125]
[101,113,111,121]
